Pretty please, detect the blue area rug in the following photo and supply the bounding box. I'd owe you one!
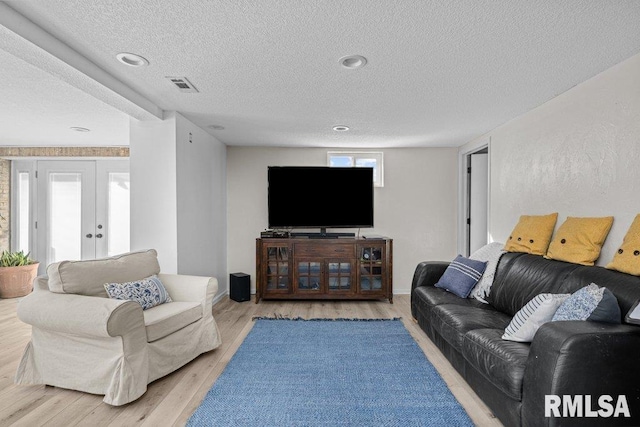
[188,319,473,426]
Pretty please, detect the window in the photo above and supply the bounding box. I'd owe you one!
[11,161,35,255]
[327,151,384,187]
[17,172,30,253]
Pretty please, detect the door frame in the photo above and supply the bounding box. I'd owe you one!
[457,137,491,256]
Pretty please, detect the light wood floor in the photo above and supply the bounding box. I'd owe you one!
[0,295,502,427]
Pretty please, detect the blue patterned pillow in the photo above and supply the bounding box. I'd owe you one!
[552,283,621,324]
[435,255,487,298]
[104,275,172,310]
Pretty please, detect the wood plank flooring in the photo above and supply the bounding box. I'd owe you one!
[0,295,502,426]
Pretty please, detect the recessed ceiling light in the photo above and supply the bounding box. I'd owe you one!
[339,55,367,69]
[332,125,350,132]
[70,127,90,132]
[116,52,149,67]
[208,125,225,130]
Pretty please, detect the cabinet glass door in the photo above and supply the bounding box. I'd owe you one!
[265,246,289,292]
[296,260,322,292]
[358,245,384,293]
[327,260,354,293]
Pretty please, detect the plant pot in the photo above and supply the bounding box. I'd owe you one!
[0,263,39,298]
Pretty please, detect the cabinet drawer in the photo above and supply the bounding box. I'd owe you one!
[294,243,355,258]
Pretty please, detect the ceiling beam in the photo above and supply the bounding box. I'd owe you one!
[0,1,163,121]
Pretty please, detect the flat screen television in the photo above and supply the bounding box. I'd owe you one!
[268,166,374,230]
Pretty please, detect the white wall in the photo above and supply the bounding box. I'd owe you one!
[130,113,227,299]
[460,52,640,265]
[130,114,178,272]
[176,113,228,294]
[227,147,458,294]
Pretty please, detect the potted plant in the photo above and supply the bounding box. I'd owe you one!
[0,250,39,298]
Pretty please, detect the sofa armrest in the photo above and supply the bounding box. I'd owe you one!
[17,289,143,338]
[411,261,449,293]
[158,273,217,309]
[522,321,640,426]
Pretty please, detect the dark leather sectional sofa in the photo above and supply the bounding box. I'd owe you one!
[411,252,640,427]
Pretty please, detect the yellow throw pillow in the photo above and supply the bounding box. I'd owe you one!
[504,213,558,255]
[545,216,614,266]
[607,214,640,275]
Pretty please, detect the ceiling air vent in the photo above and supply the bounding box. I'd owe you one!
[165,76,199,93]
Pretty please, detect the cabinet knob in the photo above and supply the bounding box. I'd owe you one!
[96,233,103,238]
[86,234,93,238]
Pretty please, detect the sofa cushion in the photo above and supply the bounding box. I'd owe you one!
[469,242,507,302]
[504,213,558,256]
[607,214,640,276]
[552,284,621,324]
[434,255,487,298]
[462,329,530,400]
[47,249,161,297]
[430,304,511,351]
[545,216,614,266]
[143,301,202,342]
[502,293,570,342]
[414,286,497,311]
[488,253,579,317]
[567,264,640,320]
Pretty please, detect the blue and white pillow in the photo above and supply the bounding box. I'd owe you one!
[552,283,621,324]
[502,293,570,342]
[104,275,172,310]
[435,255,487,298]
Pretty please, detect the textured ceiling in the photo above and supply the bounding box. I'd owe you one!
[0,47,129,146]
[2,0,640,148]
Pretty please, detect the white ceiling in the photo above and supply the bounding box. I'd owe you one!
[2,0,640,148]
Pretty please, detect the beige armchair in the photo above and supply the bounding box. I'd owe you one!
[14,249,221,406]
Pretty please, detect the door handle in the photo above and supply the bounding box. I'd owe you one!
[96,234,103,238]
[86,234,93,238]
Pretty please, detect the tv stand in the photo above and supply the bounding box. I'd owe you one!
[256,237,393,303]
[291,229,355,239]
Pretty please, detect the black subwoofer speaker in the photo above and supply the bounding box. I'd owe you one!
[230,273,250,302]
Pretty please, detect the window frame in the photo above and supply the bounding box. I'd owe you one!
[327,151,384,187]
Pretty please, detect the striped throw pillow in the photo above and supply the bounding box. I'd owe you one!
[434,255,487,298]
[502,293,570,342]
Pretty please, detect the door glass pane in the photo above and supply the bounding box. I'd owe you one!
[49,173,82,262]
[340,277,350,288]
[107,172,130,256]
[17,172,30,253]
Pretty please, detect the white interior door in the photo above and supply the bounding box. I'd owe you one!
[35,160,130,270]
[469,153,489,254]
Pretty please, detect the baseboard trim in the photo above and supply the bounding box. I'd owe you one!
[212,291,228,306]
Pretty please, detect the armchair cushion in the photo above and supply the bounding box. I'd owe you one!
[143,302,202,342]
[47,249,160,297]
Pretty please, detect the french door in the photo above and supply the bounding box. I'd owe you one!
[34,160,130,271]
